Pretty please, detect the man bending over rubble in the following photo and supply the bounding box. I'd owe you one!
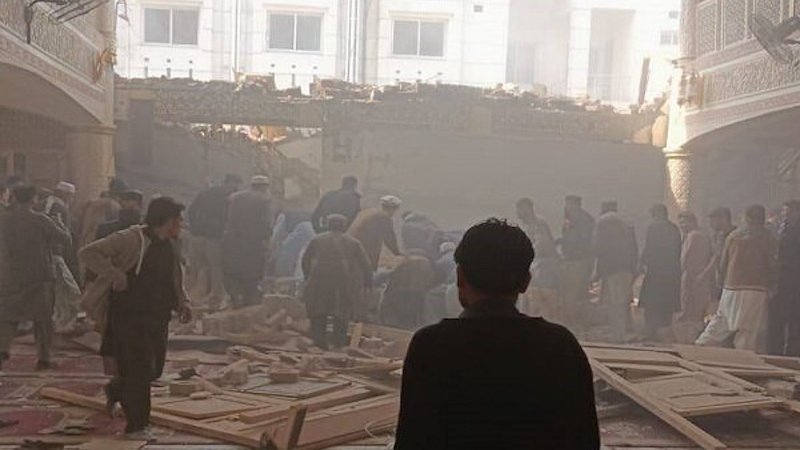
[394,218,599,450]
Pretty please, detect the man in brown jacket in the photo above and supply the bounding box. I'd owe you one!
[696,205,778,351]
[80,197,192,440]
[347,195,404,271]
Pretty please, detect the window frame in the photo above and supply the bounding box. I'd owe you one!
[659,29,679,46]
[142,5,200,47]
[266,11,324,53]
[391,18,447,59]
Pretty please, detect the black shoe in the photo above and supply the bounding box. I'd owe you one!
[35,360,56,371]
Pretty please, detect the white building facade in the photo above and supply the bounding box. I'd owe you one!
[116,0,510,90]
[116,0,680,103]
[508,0,682,104]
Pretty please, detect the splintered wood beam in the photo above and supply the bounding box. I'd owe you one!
[41,388,263,448]
[589,359,728,450]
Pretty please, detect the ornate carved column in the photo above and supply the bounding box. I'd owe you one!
[665,149,693,212]
[679,0,698,61]
[66,125,116,204]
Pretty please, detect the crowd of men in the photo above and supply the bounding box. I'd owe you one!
[515,196,800,356]
[2,170,800,439]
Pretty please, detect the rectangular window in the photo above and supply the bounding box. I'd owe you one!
[172,10,199,45]
[393,19,446,57]
[144,8,170,44]
[143,7,199,45]
[268,13,322,51]
[660,30,679,46]
[668,10,680,19]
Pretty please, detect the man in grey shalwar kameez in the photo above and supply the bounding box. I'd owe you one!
[0,185,71,370]
[302,215,372,350]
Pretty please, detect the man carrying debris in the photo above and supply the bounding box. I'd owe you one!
[310,175,361,233]
[675,211,714,344]
[696,205,778,352]
[769,200,800,356]
[593,201,638,343]
[188,174,242,308]
[558,195,596,329]
[395,219,599,450]
[79,197,192,440]
[222,175,274,309]
[0,185,72,371]
[348,195,404,271]
[301,214,372,349]
[639,204,682,341]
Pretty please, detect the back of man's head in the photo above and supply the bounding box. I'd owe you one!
[327,214,348,232]
[12,185,37,206]
[454,218,535,297]
[342,176,358,190]
[709,206,733,223]
[745,204,766,227]
[650,204,668,220]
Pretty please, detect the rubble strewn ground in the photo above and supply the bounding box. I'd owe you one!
[1,295,800,449]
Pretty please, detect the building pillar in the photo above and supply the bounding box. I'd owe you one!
[679,0,698,60]
[665,149,693,212]
[65,125,116,204]
[567,8,592,97]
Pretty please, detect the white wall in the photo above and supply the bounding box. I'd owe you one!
[507,0,680,103]
[116,0,228,80]
[245,0,340,90]
[368,0,508,86]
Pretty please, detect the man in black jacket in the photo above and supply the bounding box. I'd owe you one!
[188,174,241,308]
[770,200,800,356]
[310,176,361,233]
[395,218,599,450]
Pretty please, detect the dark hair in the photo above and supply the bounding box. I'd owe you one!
[516,198,534,210]
[12,185,38,205]
[342,176,358,189]
[223,174,242,185]
[145,197,185,228]
[5,176,24,189]
[601,201,618,214]
[745,204,766,224]
[120,190,144,204]
[708,207,732,222]
[650,204,668,219]
[454,218,535,296]
[678,210,698,224]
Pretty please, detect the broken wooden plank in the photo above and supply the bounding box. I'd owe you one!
[262,403,308,450]
[268,395,400,450]
[41,387,265,448]
[634,372,782,417]
[349,322,364,348]
[338,374,399,394]
[237,387,373,424]
[586,348,682,366]
[589,358,727,450]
